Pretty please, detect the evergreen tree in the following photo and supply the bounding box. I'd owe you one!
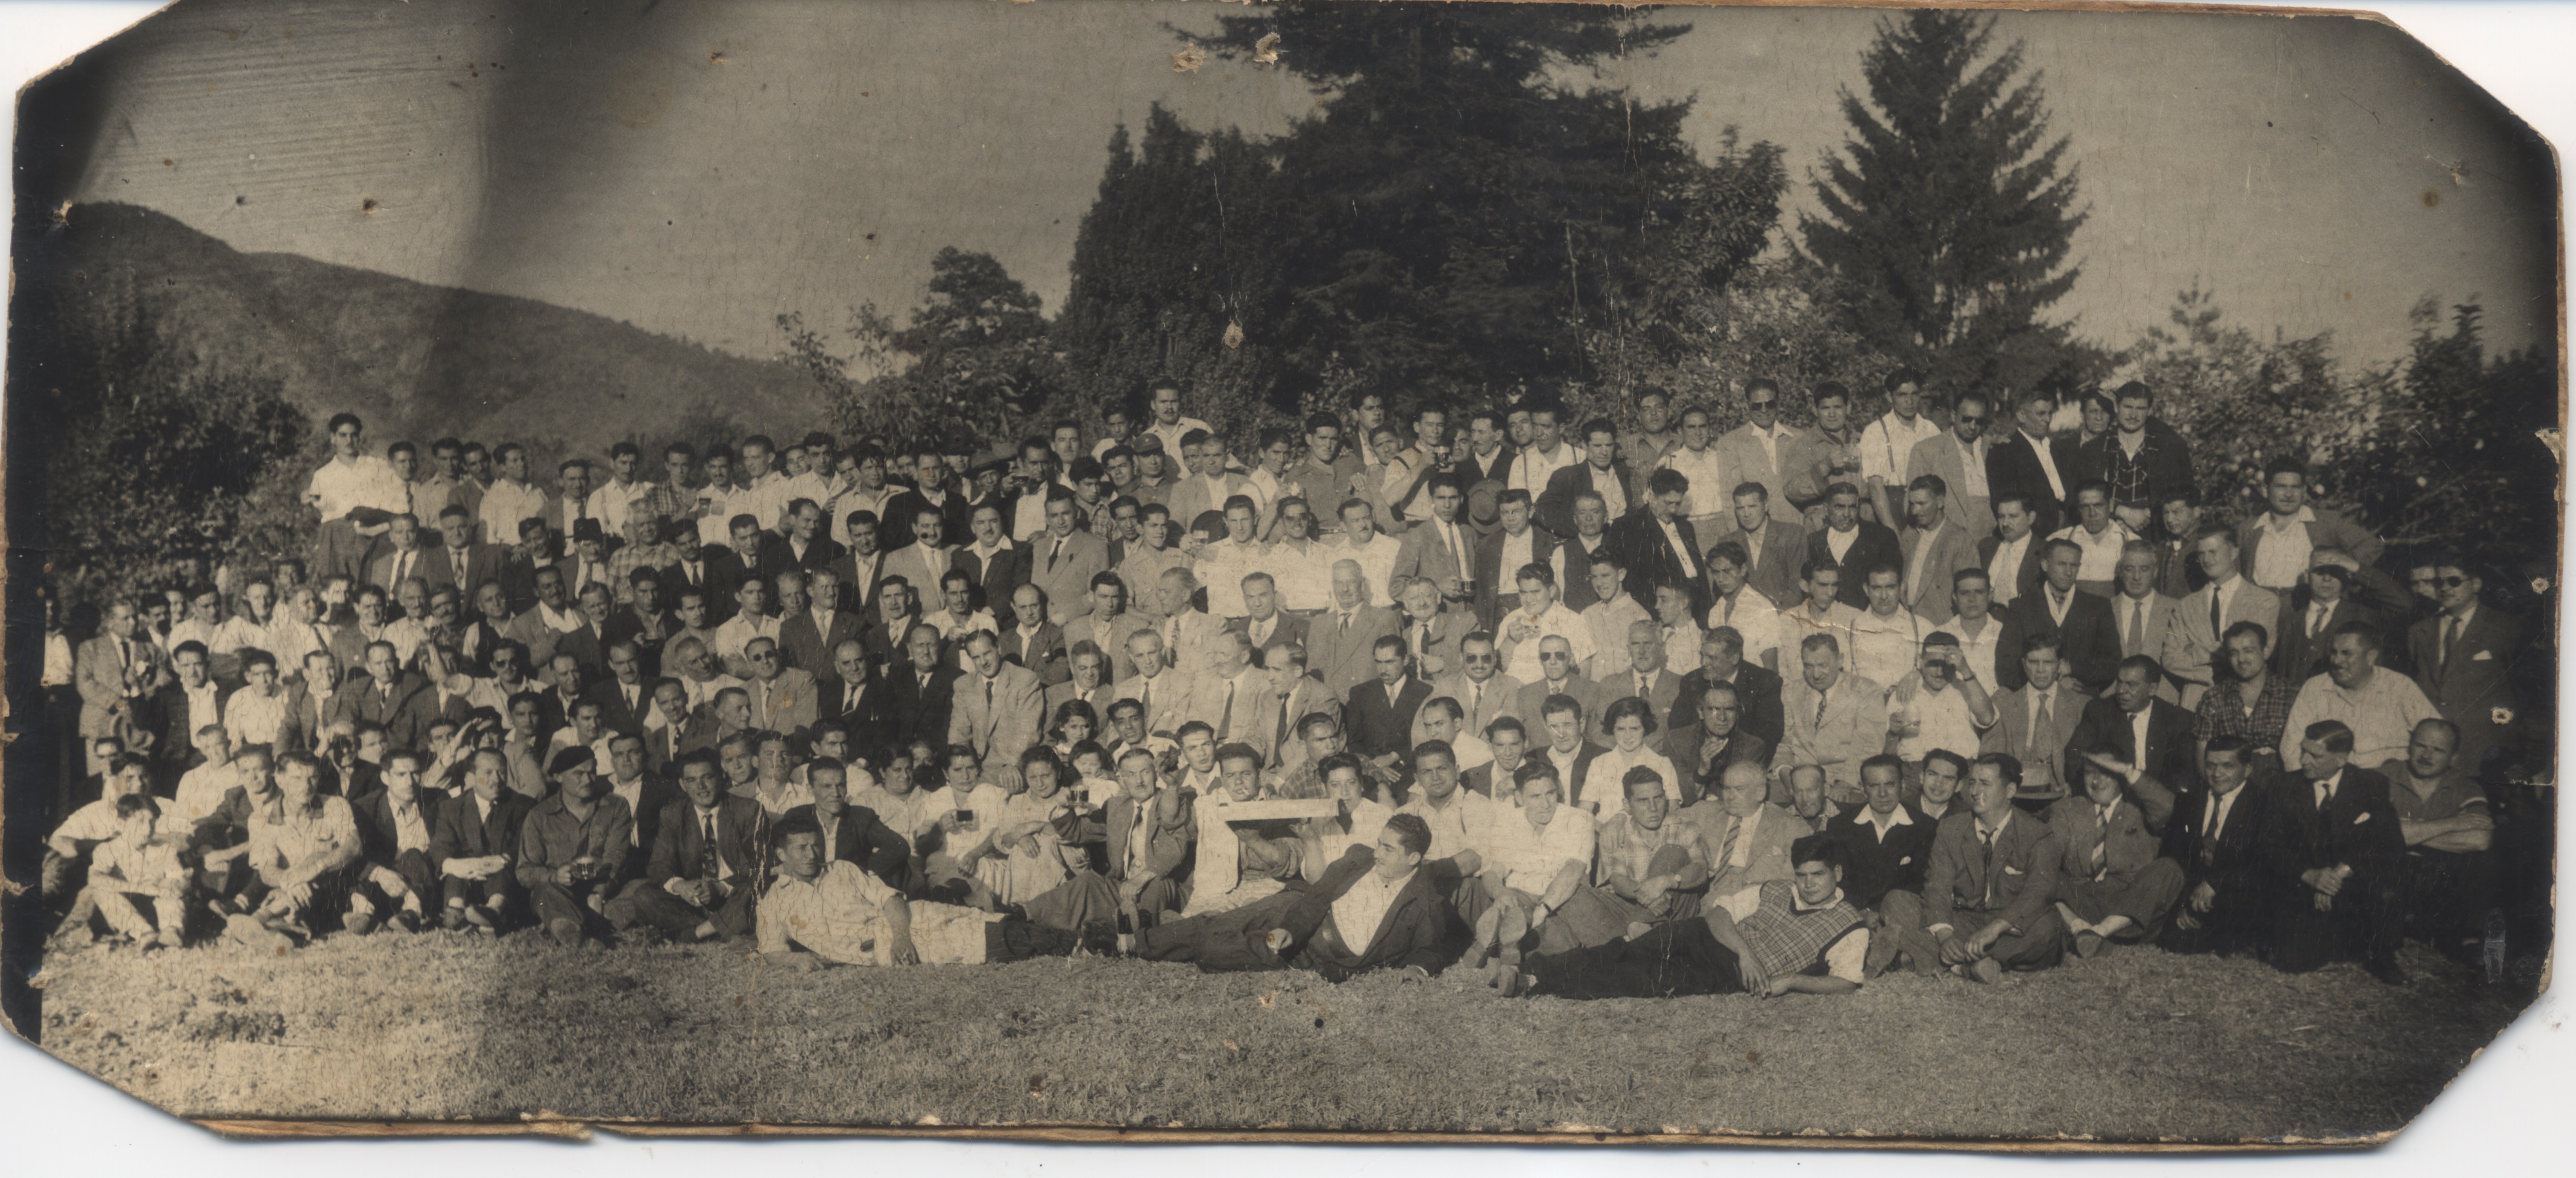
[789,247,1058,455]
[1800,11,2090,398]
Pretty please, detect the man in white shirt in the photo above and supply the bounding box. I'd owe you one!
[1858,370,1942,527]
[709,576,782,680]
[1332,498,1401,600]
[1982,493,2042,609]
[2047,481,2136,595]
[1498,563,1594,684]
[1195,499,1272,619]
[1659,405,1735,536]
[1144,384,1216,466]
[1506,404,1584,494]
[1848,564,1935,690]
[308,412,410,587]
[733,437,793,535]
[1471,764,1599,963]
[586,442,657,539]
[2283,623,2441,767]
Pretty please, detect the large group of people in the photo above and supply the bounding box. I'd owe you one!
[32,373,2551,998]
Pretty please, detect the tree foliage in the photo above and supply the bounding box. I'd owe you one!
[788,247,1060,456]
[1800,10,2092,398]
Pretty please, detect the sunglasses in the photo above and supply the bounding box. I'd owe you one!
[2436,575,2470,589]
[1956,414,1987,424]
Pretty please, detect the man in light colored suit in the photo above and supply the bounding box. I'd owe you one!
[1511,635,1608,738]
[1772,632,1891,802]
[77,601,169,769]
[1685,761,1813,898]
[365,513,432,597]
[1226,572,1309,670]
[1705,483,1807,608]
[2107,542,2185,701]
[740,636,819,738]
[1389,474,1479,612]
[1142,565,1228,678]
[1428,631,1521,739]
[1979,633,2090,800]
[2161,525,2281,709]
[879,505,964,622]
[1163,429,1250,533]
[1304,559,1401,704]
[1896,475,1981,624]
[1113,629,1190,736]
[1064,572,1154,684]
[1904,392,1997,540]
[1260,644,1344,774]
[1190,630,1284,762]
[1709,380,1805,525]
[1602,619,1687,750]
[1026,490,1114,621]
[948,629,1046,775]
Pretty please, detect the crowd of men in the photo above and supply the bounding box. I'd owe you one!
[32,374,2551,996]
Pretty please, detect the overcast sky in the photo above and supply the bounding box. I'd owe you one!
[45,0,2561,375]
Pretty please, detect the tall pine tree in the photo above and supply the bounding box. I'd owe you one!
[1800,11,2091,398]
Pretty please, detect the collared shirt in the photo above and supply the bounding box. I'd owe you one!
[223,686,289,750]
[43,632,74,686]
[1855,803,1916,843]
[1890,679,1980,763]
[1495,527,1567,597]
[2284,670,2441,767]
[1705,587,1779,664]
[1482,806,1597,895]
[1397,788,1498,863]
[1336,534,1401,604]
[1945,434,1990,499]
[1951,613,2005,686]
[1501,601,1594,683]
[1848,607,1931,689]
[1328,864,1415,954]
[1986,533,2033,606]
[2049,521,2137,583]
[1859,413,1943,490]
[1196,539,1272,619]
[244,795,360,879]
[1659,445,1730,521]
[1586,746,1680,822]
[171,763,238,828]
[710,612,782,670]
[2384,762,2489,825]
[1596,811,1705,886]
[586,479,657,537]
[479,479,548,544]
[2202,784,2246,845]
[93,834,189,895]
[1507,442,1583,495]
[2250,507,2318,590]
[1580,595,1652,680]
[1263,540,1334,612]
[735,471,793,533]
[1146,417,1216,464]
[2019,430,2067,502]
[1716,883,1869,984]
[309,454,408,523]
[760,860,994,967]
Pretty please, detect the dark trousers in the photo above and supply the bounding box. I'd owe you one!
[2158,879,2267,958]
[441,872,522,924]
[2059,860,2187,942]
[2396,848,2497,951]
[1134,888,1307,972]
[529,878,615,936]
[45,686,84,824]
[986,919,1082,963]
[1881,889,2064,971]
[2269,876,2401,974]
[609,878,756,940]
[1523,917,1747,1000]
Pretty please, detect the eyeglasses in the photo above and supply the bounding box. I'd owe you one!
[1956,414,1987,425]
[1748,400,1777,410]
[1539,651,1571,661]
[2436,575,2470,589]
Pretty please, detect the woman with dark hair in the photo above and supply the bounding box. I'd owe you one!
[1582,695,1677,822]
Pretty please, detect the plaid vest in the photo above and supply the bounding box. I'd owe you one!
[1735,880,1863,978]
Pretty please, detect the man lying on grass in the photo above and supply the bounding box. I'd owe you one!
[1131,812,1447,981]
[759,815,1100,969]
[1487,834,1866,1000]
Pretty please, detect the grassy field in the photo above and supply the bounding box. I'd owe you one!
[28,932,2531,1142]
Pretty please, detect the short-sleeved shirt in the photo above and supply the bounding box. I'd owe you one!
[760,860,997,966]
[1481,806,1597,895]
[1858,414,1943,491]
[309,455,408,523]
[1397,789,1498,864]
[2379,761,2489,825]
[2192,674,2299,758]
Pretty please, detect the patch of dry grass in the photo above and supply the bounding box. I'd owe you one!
[33,933,2526,1141]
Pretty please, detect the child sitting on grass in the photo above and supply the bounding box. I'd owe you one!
[57,793,194,951]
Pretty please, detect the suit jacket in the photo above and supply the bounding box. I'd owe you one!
[2042,790,2174,890]
[1825,805,1938,908]
[780,801,911,885]
[2272,597,2376,685]
[643,794,768,888]
[1110,670,1193,735]
[1804,521,1905,608]
[1771,673,1890,792]
[881,662,961,747]
[1429,671,1524,739]
[1708,519,1808,607]
[1226,613,1312,670]
[2161,779,2273,910]
[880,544,968,612]
[1536,461,1638,540]
[1996,586,2121,693]
[147,681,221,776]
[76,633,170,741]
[1389,609,1478,679]
[584,679,652,739]
[427,789,538,874]
[2062,697,2198,799]
[346,670,440,752]
[1389,518,1477,600]
[956,542,1029,626]
[1896,522,1981,623]
[947,663,1046,764]
[365,540,434,595]
[1598,667,1685,745]
[1922,808,2062,929]
[1102,788,1195,885]
[1023,530,1113,621]
[1555,532,1617,613]
[1472,526,1563,628]
[2256,766,2405,894]
[1164,472,1251,534]
[1062,609,1154,683]
[778,534,847,574]
[1983,429,2071,535]
[1668,729,1772,805]
[779,609,868,684]
[1345,676,1433,761]
[802,670,882,745]
[1511,676,1609,739]
[1974,533,2049,611]
[1905,433,1997,539]
[1304,605,1402,704]
[2104,591,2186,674]
[1978,682,2090,795]
[2160,579,2284,708]
[1694,802,1812,896]
[1669,660,1787,750]
[746,667,821,736]
[857,612,920,676]
[418,543,511,598]
[1711,423,1808,524]
[2235,507,2385,584]
[1605,510,1706,618]
[351,786,455,865]
[1263,676,1346,773]
[2407,607,2521,747]
[554,622,610,679]
[1275,843,1450,981]
[829,549,894,617]
[998,622,1072,687]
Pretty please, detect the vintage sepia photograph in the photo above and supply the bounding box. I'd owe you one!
[2,0,2563,1147]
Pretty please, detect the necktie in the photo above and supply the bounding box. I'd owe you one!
[2440,614,2463,675]
[2126,600,2144,655]
[1716,817,1740,871]
[1339,612,1351,636]
[2030,693,2052,768]
[2209,585,2224,639]
[697,809,720,882]
[1141,680,1152,723]
[1814,687,1829,730]
[452,549,470,587]
[2316,781,2333,811]
[394,551,412,584]
[1274,690,1294,753]
[2308,604,2326,639]
[1049,540,1063,572]
[2091,803,2112,875]
[1467,680,1482,722]
[1217,681,1236,740]
[2202,796,2223,864]
[845,683,860,712]
[1638,673,1652,701]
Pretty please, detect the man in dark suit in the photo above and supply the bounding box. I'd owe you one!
[427,747,538,931]
[1996,539,2121,693]
[607,750,768,943]
[997,583,1071,686]
[1471,490,1561,629]
[2273,562,2381,683]
[880,450,974,551]
[776,498,847,573]
[829,511,893,619]
[1881,753,2066,981]
[1828,756,1938,978]
[1667,681,1772,806]
[1606,467,1706,619]
[1345,633,1432,767]
[1984,391,2073,537]
[1536,419,1637,541]
[702,515,784,626]
[423,505,510,602]
[956,503,1029,626]
[1802,483,1903,609]
[2045,743,2185,957]
[583,641,654,738]
[1974,493,2050,613]
[879,622,960,747]
[347,640,440,753]
[2062,654,2199,795]
[2158,736,2273,958]
[1705,483,1807,608]
[780,566,868,684]
[2258,720,2407,983]
[816,639,894,755]
[1226,574,1310,671]
[347,749,447,932]
[1668,625,1785,750]
[2406,558,2522,777]
[1135,814,1450,981]
[780,758,909,888]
